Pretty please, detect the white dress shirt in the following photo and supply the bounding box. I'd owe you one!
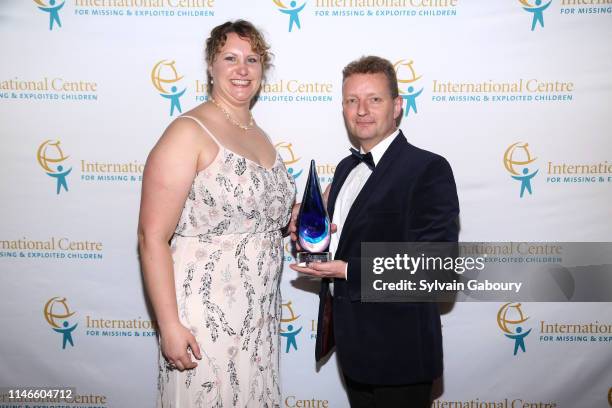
[329,129,401,286]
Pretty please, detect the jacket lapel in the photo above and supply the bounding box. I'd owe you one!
[327,156,359,220]
[335,132,407,255]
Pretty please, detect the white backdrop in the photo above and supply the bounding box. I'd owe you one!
[1,0,611,407]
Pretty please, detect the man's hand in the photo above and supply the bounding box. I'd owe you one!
[289,260,347,279]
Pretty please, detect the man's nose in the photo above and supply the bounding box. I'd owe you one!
[357,100,368,116]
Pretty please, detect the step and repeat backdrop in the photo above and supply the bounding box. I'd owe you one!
[1,0,611,407]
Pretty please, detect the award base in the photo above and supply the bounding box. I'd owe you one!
[296,252,331,266]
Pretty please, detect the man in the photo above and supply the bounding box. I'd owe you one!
[290,56,459,407]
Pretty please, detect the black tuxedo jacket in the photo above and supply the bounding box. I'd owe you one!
[315,132,459,385]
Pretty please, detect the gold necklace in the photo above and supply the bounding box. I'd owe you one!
[210,97,254,131]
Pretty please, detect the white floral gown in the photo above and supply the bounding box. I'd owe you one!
[157,116,295,408]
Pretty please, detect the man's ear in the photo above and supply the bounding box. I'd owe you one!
[393,95,403,120]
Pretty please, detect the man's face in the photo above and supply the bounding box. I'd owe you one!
[342,72,402,150]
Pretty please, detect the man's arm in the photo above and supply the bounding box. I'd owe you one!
[407,155,459,243]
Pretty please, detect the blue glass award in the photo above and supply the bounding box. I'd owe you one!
[297,160,331,265]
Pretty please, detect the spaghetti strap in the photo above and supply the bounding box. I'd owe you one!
[180,115,221,147]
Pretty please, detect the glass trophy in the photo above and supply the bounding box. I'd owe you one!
[297,160,331,265]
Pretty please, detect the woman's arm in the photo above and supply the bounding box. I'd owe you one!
[137,118,212,371]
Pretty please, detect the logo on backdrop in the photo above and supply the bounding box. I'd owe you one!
[283,238,295,263]
[273,0,307,32]
[42,297,157,342]
[311,1,458,18]
[35,140,144,188]
[519,0,552,31]
[559,1,612,16]
[394,59,424,118]
[72,2,214,18]
[504,142,538,198]
[280,301,302,353]
[37,140,72,195]
[34,0,65,31]
[275,142,303,180]
[151,60,186,116]
[44,297,78,350]
[497,302,532,356]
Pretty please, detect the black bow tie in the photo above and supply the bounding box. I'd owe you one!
[350,148,375,171]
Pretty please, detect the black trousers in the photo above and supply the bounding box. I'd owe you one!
[344,374,433,408]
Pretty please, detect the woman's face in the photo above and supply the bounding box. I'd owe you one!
[210,32,263,105]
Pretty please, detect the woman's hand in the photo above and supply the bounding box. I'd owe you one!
[288,202,301,248]
[160,322,202,371]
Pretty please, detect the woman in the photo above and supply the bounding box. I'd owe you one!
[138,20,295,407]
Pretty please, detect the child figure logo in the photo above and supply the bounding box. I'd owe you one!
[394,59,424,118]
[33,0,65,31]
[151,60,187,116]
[497,302,532,356]
[44,297,78,350]
[280,301,303,353]
[273,0,307,32]
[37,140,72,195]
[275,141,303,180]
[519,0,552,31]
[503,142,538,198]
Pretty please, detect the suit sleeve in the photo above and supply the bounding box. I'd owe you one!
[406,155,459,242]
[345,256,362,301]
